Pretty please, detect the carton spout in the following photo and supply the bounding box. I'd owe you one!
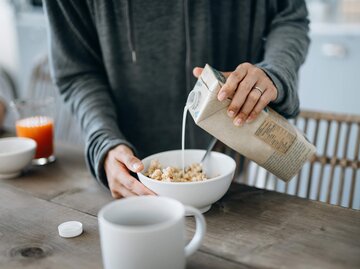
[186,90,200,110]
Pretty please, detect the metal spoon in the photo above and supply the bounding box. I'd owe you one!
[200,137,217,165]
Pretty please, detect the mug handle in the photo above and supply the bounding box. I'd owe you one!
[184,206,206,257]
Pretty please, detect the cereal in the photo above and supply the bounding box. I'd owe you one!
[144,160,208,182]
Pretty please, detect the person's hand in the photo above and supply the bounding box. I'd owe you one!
[193,63,278,125]
[104,144,156,198]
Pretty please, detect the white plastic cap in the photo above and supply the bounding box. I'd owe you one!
[58,221,83,238]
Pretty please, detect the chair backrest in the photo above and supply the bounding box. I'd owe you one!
[0,67,17,132]
[26,55,83,146]
[215,110,360,210]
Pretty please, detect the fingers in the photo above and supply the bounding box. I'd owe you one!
[193,67,203,78]
[217,63,277,125]
[232,82,267,126]
[112,145,144,173]
[218,63,249,101]
[104,144,156,199]
[246,86,277,123]
[226,76,257,119]
[115,163,155,196]
[110,182,137,199]
[194,63,277,125]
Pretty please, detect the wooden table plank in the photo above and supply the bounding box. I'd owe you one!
[186,184,360,269]
[0,183,249,269]
[2,142,359,269]
[51,183,113,216]
[0,183,102,269]
[187,251,258,269]
[0,144,92,200]
[50,181,360,269]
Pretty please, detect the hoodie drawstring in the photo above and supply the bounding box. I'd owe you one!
[124,0,191,71]
[125,0,137,63]
[124,0,198,146]
[184,0,191,93]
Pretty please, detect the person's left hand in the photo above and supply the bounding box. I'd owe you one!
[193,63,278,125]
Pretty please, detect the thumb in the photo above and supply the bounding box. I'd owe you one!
[126,156,144,173]
[124,155,144,173]
[192,67,203,78]
[113,145,144,173]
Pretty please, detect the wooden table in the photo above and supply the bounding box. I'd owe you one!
[0,144,359,269]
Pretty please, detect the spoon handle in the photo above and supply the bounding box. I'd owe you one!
[201,137,217,164]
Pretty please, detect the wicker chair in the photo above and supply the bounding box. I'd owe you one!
[215,110,360,210]
[0,67,17,132]
[26,55,83,146]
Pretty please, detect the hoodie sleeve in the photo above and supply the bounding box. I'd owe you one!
[43,0,135,188]
[256,0,310,118]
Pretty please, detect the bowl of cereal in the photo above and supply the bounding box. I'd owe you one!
[138,149,236,213]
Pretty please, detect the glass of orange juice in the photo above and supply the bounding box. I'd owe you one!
[11,98,55,165]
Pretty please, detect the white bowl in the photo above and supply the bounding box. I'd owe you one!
[0,137,36,179]
[138,149,236,213]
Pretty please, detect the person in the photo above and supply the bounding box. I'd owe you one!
[44,0,310,198]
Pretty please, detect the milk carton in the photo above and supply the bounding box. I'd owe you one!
[187,64,316,182]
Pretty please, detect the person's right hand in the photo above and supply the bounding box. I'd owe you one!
[104,144,156,198]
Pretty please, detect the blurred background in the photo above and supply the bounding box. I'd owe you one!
[0,0,82,143]
[0,0,359,208]
[0,0,359,115]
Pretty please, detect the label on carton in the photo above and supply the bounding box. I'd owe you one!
[255,117,296,154]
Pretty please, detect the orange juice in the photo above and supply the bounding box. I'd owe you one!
[16,116,54,159]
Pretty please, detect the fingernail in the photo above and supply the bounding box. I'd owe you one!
[234,118,243,127]
[227,110,235,118]
[218,92,226,101]
[132,162,141,170]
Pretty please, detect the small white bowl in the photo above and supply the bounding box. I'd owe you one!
[138,149,236,213]
[0,137,36,179]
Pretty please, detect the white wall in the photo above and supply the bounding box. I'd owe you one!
[0,0,19,84]
[299,24,360,115]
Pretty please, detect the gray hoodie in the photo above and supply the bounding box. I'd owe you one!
[43,0,310,187]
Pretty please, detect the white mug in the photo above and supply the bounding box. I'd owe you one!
[98,196,206,269]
